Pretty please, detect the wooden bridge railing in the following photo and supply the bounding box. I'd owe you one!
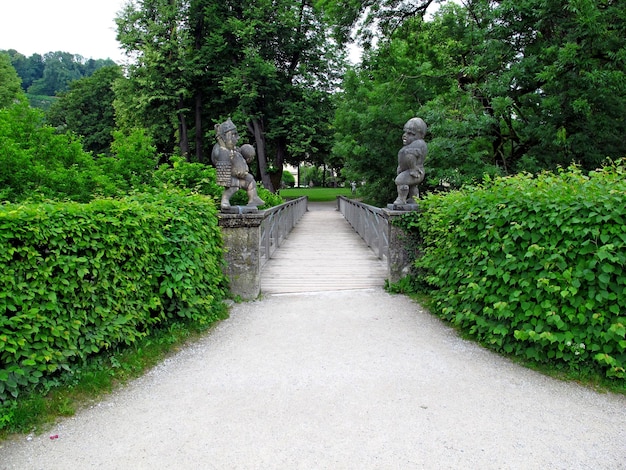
[337,195,415,284]
[337,196,388,261]
[260,196,308,267]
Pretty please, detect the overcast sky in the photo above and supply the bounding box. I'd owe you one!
[0,0,128,62]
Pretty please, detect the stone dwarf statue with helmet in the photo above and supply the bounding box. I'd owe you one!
[211,118,265,211]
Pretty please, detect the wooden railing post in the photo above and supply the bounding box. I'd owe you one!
[338,196,418,285]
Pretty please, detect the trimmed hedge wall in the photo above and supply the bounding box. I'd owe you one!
[398,163,626,380]
[0,191,228,401]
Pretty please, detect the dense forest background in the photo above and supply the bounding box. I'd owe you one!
[2,0,625,206]
[2,50,116,110]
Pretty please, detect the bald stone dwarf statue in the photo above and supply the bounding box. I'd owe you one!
[211,118,264,211]
[393,117,427,206]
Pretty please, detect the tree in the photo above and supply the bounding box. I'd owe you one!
[318,0,435,47]
[47,65,123,155]
[116,0,344,191]
[3,50,116,98]
[217,0,346,191]
[2,50,44,91]
[333,0,626,206]
[0,52,23,108]
[332,12,497,205]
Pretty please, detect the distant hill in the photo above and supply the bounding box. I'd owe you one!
[2,49,117,107]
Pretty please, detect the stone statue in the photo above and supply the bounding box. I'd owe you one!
[392,117,427,207]
[211,118,264,211]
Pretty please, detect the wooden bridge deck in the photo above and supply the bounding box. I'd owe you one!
[260,201,388,294]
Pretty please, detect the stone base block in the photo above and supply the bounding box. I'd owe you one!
[386,203,419,212]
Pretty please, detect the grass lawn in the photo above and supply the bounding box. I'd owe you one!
[279,187,352,202]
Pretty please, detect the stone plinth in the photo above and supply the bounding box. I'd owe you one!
[382,207,419,284]
[218,210,266,300]
[386,203,419,212]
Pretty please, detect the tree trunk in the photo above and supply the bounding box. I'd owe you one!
[248,117,274,192]
[273,138,287,191]
[194,92,203,163]
[177,94,190,158]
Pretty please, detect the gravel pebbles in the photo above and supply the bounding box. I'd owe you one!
[1,289,625,469]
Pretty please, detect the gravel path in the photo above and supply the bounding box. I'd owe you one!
[2,289,625,469]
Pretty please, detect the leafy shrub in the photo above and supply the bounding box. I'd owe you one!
[94,129,159,193]
[398,163,626,380]
[152,156,222,198]
[0,100,104,203]
[282,170,295,188]
[0,191,228,401]
[229,186,284,209]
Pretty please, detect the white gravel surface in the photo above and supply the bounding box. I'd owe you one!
[1,289,625,469]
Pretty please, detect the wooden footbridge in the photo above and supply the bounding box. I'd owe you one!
[261,202,388,294]
[217,196,411,299]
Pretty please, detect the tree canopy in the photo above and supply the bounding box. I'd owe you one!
[0,52,23,108]
[47,65,122,155]
[333,0,626,205]
[3,50,117,97]
[2,0,625,204]
[115,0,346,191]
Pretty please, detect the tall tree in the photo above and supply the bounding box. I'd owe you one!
[2,50,44,92]
[219,0,345,190]
[0,52,23,108]
[333,0,626,205]
[47,65,123,155]
[115,0,190,157]
[116,0,344,190]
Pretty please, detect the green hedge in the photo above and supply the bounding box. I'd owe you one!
[399,163,626,380]
[0,191,228,401]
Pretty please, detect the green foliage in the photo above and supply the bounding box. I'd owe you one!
[281,170,295,188]
[3,49,117,97]
[229,186,285,209]
[115,0,343,182]
[0,100,103,203]
[105,129,159,190]
[47,66,122,155]
[398,163,626,380]
[333,0,626,206]
[153,156,222,198]
[0,191,228,402]
[332,14,501,206]
[0,52,23,108]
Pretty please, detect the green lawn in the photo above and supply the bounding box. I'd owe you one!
[279,187,352,202]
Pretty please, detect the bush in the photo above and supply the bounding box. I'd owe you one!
[229,185,284,209]
[152,155,222,198]
[398,162,626,380]
[0,190,228,401]
[281,171,295,188]
[0,101,104,203]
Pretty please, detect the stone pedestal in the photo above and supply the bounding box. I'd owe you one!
[382,207,419,284]
[218,210,266,300]
[386,203,419,212]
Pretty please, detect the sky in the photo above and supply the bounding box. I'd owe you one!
[0,0,128,62]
